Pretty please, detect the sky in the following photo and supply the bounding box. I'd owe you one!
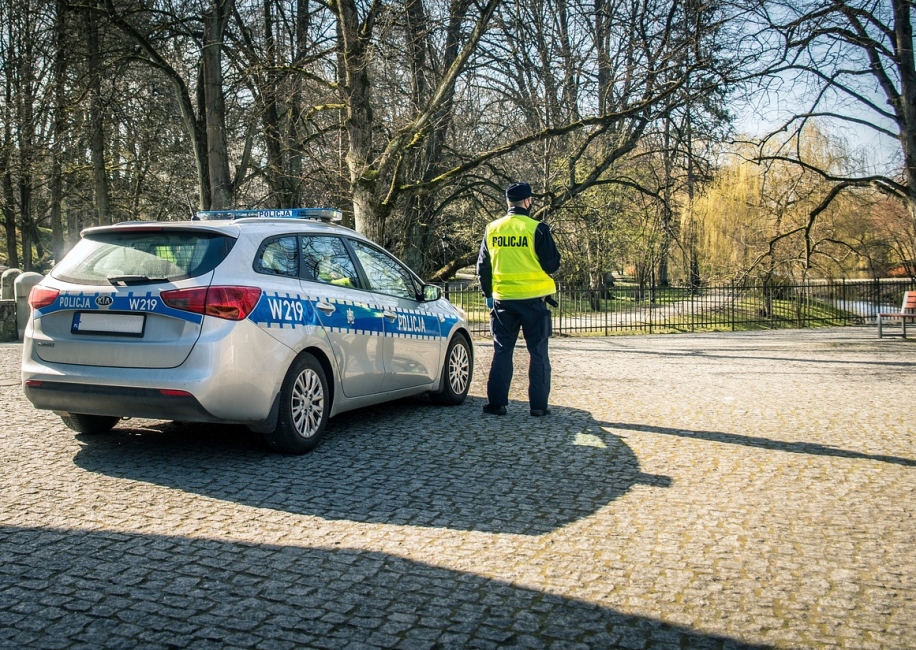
[730,45,904,178]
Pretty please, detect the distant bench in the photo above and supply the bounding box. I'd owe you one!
[878,291,916,338]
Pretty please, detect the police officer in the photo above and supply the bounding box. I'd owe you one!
[477,182,561,416]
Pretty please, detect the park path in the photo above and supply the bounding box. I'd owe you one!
[0,327,914,648]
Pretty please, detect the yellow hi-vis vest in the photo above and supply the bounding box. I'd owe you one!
[486,214,557,300]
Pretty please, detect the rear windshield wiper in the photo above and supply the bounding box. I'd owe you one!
[107,275,168,286]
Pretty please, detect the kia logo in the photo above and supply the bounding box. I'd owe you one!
[95,295,114,307]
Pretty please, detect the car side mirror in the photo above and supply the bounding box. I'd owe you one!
[423,284,442,302]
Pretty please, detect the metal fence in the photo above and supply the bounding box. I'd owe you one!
[442,278,916,337]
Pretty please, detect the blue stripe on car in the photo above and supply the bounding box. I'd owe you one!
[37,291,204,324]
[249,291,458,340]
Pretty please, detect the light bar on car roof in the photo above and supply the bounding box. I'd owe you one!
[194,208,342,222]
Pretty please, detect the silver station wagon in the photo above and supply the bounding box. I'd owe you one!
[21,208,473,454]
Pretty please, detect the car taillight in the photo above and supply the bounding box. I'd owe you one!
[161,287,208,313]
[28,286,59,310]
[161,286,261,321]
[205,286,262,320]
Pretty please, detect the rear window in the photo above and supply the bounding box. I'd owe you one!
[51,230,236,286]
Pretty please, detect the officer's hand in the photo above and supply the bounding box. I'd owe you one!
[486,297,494,310]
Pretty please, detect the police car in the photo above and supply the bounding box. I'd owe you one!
[21,208,473,454]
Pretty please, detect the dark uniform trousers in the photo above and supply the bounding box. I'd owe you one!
[487,297,552,411]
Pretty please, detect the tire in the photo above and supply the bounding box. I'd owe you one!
[263,353,329,454]
[430,334,472,406]
[60,413,120,434]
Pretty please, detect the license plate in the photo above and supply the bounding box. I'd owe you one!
[72,312,146,337]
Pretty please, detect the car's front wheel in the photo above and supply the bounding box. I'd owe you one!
[430,334,472,405]
[263,353,329,454]
[60,413,120,434]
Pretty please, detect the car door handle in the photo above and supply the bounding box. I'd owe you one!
[316,301,336,315]
[383,310,397,321]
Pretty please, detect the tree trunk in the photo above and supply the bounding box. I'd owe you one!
[19,177,32,270]
[353,182,385,243]
[261,0,282,206]
[657,119,673,287]
[2,168,16,269]
[49,0,67,260]
[288,0,310,205]
[893,0,916,236]
[335,0,378,238]
[588,219,611,311]
[594,0,611,115]
[1,67,18,269]
[16,6,36,270]
[202,0,234,209]
[87,2,111,226]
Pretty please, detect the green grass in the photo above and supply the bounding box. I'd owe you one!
[454,288,865,336]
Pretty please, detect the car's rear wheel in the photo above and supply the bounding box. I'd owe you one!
[263,353,329,454]
[60,413,120,434]
[430,334,472,406]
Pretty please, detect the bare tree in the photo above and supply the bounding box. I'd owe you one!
[0,0,55,271]
[101,0,224,209]
[472,0,736,290]
[747,0,916,257]
[330,0,501,244]
[12,0,884,287]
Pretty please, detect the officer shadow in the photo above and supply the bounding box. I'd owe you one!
[72,398,670,536]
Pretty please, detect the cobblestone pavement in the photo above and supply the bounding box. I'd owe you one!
[1,327,914,649]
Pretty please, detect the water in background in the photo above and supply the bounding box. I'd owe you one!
[833,300,897,317]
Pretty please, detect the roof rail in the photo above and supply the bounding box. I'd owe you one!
[194,208,342,222]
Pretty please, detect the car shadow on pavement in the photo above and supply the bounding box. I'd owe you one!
[0,525,770,649]
[71,398,671,536]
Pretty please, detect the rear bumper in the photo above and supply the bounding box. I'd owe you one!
[20,318,296,424]
[23,381,221,422]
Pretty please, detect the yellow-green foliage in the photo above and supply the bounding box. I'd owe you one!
[687,125,903,280]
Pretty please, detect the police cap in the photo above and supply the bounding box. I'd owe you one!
[505,182,532,202]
